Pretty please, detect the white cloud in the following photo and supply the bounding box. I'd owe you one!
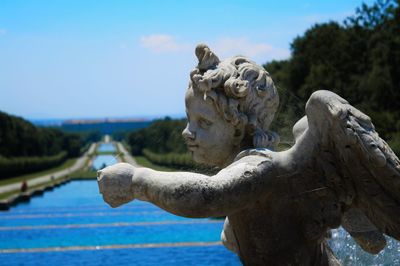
[211,37,290,62]
[139,34,289,62]
[0,28,7,36]
[140,34,189,53]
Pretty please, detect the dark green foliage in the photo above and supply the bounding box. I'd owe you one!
[112,130,129,141]
[128,117,188,155]
[265,0,400,155]
[0,111,86,158]
[128,129,147,155]
[127,117,197,168]
[142,149,195,169]
[0,111,100,177]
[0,152,67,179]
[80,131,102,144]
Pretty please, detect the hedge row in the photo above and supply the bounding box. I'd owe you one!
[0,151,68,179]
[142,149,195,169]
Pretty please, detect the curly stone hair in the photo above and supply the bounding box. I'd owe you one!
[188,44,280,149]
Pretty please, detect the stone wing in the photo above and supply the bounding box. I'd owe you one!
[305,90,400,251]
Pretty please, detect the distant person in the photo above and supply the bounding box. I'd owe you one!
[20,180,28,192]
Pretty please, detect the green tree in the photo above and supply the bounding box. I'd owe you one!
[264,0,400,155]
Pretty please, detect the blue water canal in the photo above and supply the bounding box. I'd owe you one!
[92,155,118,170]
[97,143,116,153]
[92,143,118,170]
[0,143,399,265]
[0,180,240,266]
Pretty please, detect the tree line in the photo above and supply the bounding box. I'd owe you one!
[126,117,195,169]
[265,0,399,155]
[0,111,101,178]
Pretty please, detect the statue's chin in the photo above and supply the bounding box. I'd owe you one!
[192,155,209,166]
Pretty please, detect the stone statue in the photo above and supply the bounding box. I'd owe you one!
[97,44,400,265]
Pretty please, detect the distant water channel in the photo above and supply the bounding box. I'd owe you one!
[97,143,116,153]
[92,143,118,170]
[92,155,118,170]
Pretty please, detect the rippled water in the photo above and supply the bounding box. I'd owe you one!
[329,228,400,265]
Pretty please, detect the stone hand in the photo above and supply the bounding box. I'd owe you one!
[97,163,137,207]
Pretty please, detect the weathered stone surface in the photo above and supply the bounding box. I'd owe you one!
[97,44,400,265]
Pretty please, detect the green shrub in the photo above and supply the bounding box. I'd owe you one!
[128,117,187,155]
[142,149,195,169]
[0,152,67,179]
[387,134,400,158]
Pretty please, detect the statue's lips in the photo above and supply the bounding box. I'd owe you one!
[186,144,199,150]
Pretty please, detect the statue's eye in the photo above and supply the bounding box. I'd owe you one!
[198,117,213,128]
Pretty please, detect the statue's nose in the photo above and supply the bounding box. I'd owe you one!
[182,124,195,140]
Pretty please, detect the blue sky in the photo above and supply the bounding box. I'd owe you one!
[0,0,374,120]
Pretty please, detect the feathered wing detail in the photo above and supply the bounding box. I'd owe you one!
[304,90,400,250]
[341,207,387,254]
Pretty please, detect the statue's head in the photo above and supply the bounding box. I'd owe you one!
[182,44,279,167]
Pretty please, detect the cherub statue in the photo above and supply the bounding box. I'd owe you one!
[97,44,400,265]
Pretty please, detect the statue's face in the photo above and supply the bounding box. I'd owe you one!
[182,89,241,167]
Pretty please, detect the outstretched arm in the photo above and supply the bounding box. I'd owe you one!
[97,154,274,218]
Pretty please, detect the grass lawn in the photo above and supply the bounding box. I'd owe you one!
[69,169,97,179]
[0,189,20,200]
[0,158,78,186]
